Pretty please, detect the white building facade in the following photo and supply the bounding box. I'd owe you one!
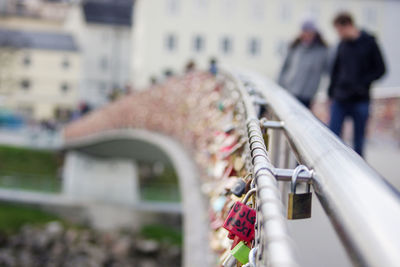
[132,0,400,93]
[65,0,132,107]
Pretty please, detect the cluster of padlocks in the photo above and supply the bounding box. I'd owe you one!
[202,114,259,265]
[64,72,226,149]
[200,77,316,266]
[199,98,253,265]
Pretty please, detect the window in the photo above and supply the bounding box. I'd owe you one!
[248,38,261,56]
[23,54,31,66]
[165,34,177,52]
[195,0,208,8]
[62,57,70,69]
[60,83,69,93]
[20,79,30,90]
[194,0,208,13]
[363,7,377,26]
[193,35,205,52]
[100,57,108,71]
[166,0,179,16]
[55,107,72,122]
[279,2,292,22]
[250,0,265,20]
[221,0,237,17]
[221,37,233,54]
[307,5,320,22]
[275,39,287,58]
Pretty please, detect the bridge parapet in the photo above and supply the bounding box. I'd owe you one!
[64,69,400,267]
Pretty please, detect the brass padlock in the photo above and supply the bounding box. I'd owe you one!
[288,165,312,220]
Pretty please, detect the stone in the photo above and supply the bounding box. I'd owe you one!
[137,258,159,267]
[111,236,132,257]
[0,225,181,266]
[135,239,160,254]
[45,221,63,236]
[0,249,16,266]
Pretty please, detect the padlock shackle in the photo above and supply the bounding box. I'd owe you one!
[242,247,258,267]
[250,176,256,189]
[291,165,310,194]
[248,246,258,266]
[244,172,257,191]
[242,188,257,204]
[244,173,252,181]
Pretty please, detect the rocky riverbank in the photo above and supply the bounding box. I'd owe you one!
[0,222,181,267]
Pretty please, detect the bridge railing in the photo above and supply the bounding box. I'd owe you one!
[221,68,400,267]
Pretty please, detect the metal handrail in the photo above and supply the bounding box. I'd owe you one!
[222,69,299,266]
[225,68,400,267]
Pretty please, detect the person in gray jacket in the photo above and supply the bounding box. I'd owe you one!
[278,20,328,108]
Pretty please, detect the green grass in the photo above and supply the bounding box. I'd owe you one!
[139,163,180,202]
[140,224,182,246]
[0,202,61,233]
[140,185,180,202]
[157,166,179,184]
[0,145,61,192]
[0,145,59,175]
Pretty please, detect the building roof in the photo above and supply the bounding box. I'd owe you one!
[82,1,133,26]
[0,28,78,51]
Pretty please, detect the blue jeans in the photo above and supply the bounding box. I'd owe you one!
[329,100,370,157]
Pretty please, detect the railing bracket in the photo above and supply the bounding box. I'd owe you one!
[260,118,284,130]
[273,167,313,183]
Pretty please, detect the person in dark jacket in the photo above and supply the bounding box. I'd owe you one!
[328,12,386,157]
